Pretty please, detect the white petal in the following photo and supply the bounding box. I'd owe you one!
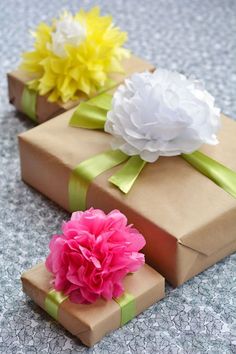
[140,150,160,163]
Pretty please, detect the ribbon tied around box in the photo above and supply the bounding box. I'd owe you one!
[44,208,146,326]
[45,288,135,326]
[68,69,236,212]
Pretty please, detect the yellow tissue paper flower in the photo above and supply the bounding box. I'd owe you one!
[20,7,130,103]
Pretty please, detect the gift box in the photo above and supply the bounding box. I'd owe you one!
[8,55,154,124]
[21,263,164,347]
[18,110,236,286]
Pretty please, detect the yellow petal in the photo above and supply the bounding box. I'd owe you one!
[78,76,91,95]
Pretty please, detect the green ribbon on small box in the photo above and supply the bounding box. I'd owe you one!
[45,288,135,326]
[21,87,37,122]
[20,78,116,124]
[67,92,236,212]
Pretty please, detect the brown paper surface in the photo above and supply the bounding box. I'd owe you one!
[21,263,164,347]
[18,114,236,286]
[7,55,155,124]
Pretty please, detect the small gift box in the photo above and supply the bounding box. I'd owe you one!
[21,209,165,347]
[18,69,236,286]
[8,56,153,124]
[8,8,154,124]
[22,263,164,346]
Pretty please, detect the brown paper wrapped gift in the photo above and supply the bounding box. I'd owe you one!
[18,113,236,286]
[8,55,154,124]
[21,263,164,347]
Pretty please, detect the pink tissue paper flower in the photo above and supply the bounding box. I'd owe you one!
[46,208,146,304]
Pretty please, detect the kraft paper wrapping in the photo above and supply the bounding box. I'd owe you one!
[8,55,154,124]
[18,114,236,286]
[21,263,164,347]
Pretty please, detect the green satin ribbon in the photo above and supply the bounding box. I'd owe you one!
[69,93,148,208]
[109,156,147,194]
[182,151,236,198]
[68,92,236,205]
[97,78,117,95]
[68,149,129,212]
[70,93,112,129]
[114,292,135,326]
[21,86,37,122]
[44,289,135,326]
[44,289,68,320]
[87,92,113,110]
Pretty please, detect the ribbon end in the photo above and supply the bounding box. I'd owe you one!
[109,156,146,194]
[69,110,79,127]
[109,175,131,194]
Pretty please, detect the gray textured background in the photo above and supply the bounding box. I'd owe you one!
[0,0,236,353]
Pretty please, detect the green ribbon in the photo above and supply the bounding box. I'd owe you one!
[97,78,117,95]
[114,292,135,326]
[182,151,236,198]
[68,92,236,206]
[109,156,147,194]
[44,289,135,326]
[70,93,112,129]
[44,289,68,320]
[87,92,113,110]
[69,92,148,207]
[21,86,37,122]
[68,149,129,212]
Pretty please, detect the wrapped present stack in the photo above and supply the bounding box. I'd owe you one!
[18,71,236,287]
[7,5,236,348]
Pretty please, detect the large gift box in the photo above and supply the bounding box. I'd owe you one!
[8,55,154,123]
[21,263,164,347]
[18,111,236,286]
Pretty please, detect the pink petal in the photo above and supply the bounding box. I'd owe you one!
[112,282,124,298]
[79,245,91,260]
[82,212,107,236]
[101,281,113,300]
[106,210,128,230]
[54,271,68,290]
[69,289,89,304]
[70,211,83,221]
[124,230,146,251]
[90,256,101,269]
[80,287,99,303]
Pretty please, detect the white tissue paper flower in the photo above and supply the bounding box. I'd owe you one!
[50,14,86,57]
[105,69,221,163]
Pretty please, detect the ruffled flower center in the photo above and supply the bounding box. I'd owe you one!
[50,15,86,57]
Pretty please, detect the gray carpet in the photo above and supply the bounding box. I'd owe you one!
[0,0,236,353]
